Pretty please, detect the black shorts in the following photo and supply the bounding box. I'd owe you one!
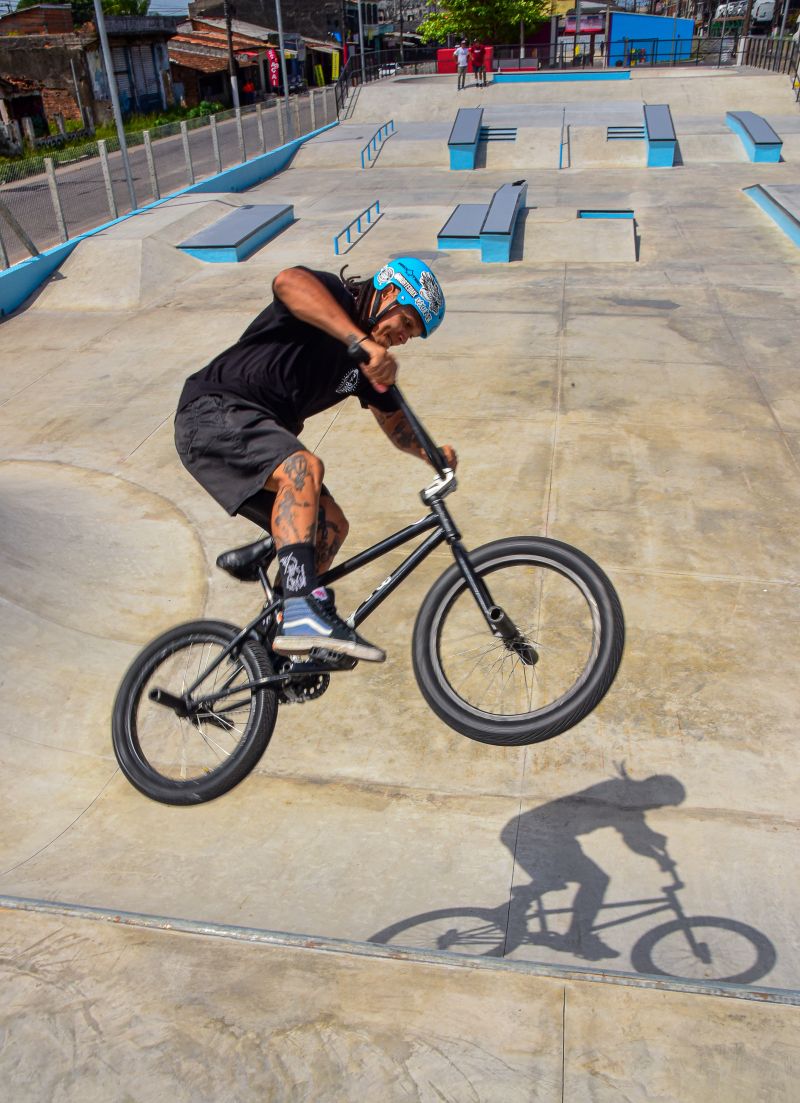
[174,393,330,529]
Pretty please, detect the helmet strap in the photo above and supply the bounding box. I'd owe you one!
[367,287,395,332]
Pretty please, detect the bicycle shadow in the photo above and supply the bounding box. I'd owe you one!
[369,767,777,985]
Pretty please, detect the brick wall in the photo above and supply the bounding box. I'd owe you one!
[0,5,74,35]
[41,86,82,121]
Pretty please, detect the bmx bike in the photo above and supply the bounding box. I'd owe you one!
[370,856,776,985]
[112,384,625,806]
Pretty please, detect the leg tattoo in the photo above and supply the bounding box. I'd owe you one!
[315,502,344,573]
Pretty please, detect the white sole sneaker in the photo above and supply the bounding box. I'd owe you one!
[272,633,386,663]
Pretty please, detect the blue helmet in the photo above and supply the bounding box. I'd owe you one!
[373,257,446,339]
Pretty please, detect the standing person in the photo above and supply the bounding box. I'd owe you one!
[453,38,469,90]
[174,258,454,664]
[470,38,487,86]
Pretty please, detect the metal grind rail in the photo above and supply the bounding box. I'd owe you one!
[360,120,395,169]
[333,199,382,255]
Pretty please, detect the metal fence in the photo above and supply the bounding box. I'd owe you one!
[334,48,437,119]
[0,88,333,271]
[492,36,745,70]
[740,34,800,75]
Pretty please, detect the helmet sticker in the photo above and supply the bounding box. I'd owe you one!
[418,271,443,313]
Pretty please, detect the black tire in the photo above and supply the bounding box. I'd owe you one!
[370,907,507,957]
[412,537,624,746]
[112,620,278,805]
[631,916,776,985]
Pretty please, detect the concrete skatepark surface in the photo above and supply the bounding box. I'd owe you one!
[1,66,799,1098]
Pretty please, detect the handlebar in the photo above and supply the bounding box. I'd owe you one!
[348,341,449,476]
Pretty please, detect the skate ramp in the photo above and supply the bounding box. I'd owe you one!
[482,127,562,170]
[31,236,200,312]
[289,122,386,170]
[2,898,798,1101]
[523,209,637,262]
[1,63,800,1100]
[569,125,647,168]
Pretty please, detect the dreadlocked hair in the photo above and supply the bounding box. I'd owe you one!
[339,265,377,330]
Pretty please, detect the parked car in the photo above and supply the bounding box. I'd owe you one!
[751,0,776,22]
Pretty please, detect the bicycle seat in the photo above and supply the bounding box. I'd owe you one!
[216,536,276,582]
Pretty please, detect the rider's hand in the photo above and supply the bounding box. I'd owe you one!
[359,338,398,394]
[440,444,458,471]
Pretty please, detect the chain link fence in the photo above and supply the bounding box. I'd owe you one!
[0,88,331,271]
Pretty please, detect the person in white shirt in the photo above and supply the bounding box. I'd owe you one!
[453,39,469,90]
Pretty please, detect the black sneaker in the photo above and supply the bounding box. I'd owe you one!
[272,587,386,663]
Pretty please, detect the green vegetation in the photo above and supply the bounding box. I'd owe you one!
[15,0,151,18]
[417,0,549,44]
[0,102,225,182]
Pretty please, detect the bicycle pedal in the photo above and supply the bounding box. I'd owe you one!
[309,648,358,671]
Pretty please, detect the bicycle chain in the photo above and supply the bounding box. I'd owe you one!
[278,668,331,705]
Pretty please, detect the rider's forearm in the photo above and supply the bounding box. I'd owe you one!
[372,408,427,462]
[272,267,367,345]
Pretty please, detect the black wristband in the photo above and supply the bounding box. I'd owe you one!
[346,333,370,363]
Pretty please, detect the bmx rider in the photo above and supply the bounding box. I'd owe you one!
[174,258,455,665]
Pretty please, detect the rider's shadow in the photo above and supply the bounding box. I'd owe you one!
[370,767,777,984]
[501,769,687,962]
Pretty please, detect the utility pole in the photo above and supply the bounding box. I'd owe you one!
[740,0,755,39]
[399,0,405,65]
[342,0,349,64]
[92,0,136,210]
[778,0,791,38]
[223,0,241,109]
[274,0,291,129]
[574,0,582,62]
[357,0,367,83]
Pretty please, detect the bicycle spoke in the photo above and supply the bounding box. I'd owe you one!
[435,557,599,720]
[135,638,257,782]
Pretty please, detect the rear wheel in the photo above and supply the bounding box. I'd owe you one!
[412,537,624,746]
[112,620,278,805]
[370,907,507,957]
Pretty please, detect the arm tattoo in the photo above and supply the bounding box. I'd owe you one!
[374,410,423,458]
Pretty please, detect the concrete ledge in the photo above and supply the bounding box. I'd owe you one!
[0,120,337,317]
[448,107,483,170]
[644,104,677,167]
[744,183,800,247]
[726,111,782,163]
[3,896,798,1101]
[3,894,798,1003]
[177,203,294,263]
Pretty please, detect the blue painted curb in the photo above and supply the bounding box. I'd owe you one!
[494,70,631,83]
[726,113,782,164]
[744,185,800,248]
[0,119,338,318]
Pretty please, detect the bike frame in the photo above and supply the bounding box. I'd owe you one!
[517,865,711,962]
[176,384,517,710]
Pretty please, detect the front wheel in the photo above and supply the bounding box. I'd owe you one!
[412,537,624,746]
[112,620,278,805]
[631,916,776,985]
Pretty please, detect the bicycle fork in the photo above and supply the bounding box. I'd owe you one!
[433,498,539,667]
[662,868,712,964]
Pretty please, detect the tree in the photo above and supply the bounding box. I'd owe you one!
[15,0,150,20]
[417,0,549,44]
